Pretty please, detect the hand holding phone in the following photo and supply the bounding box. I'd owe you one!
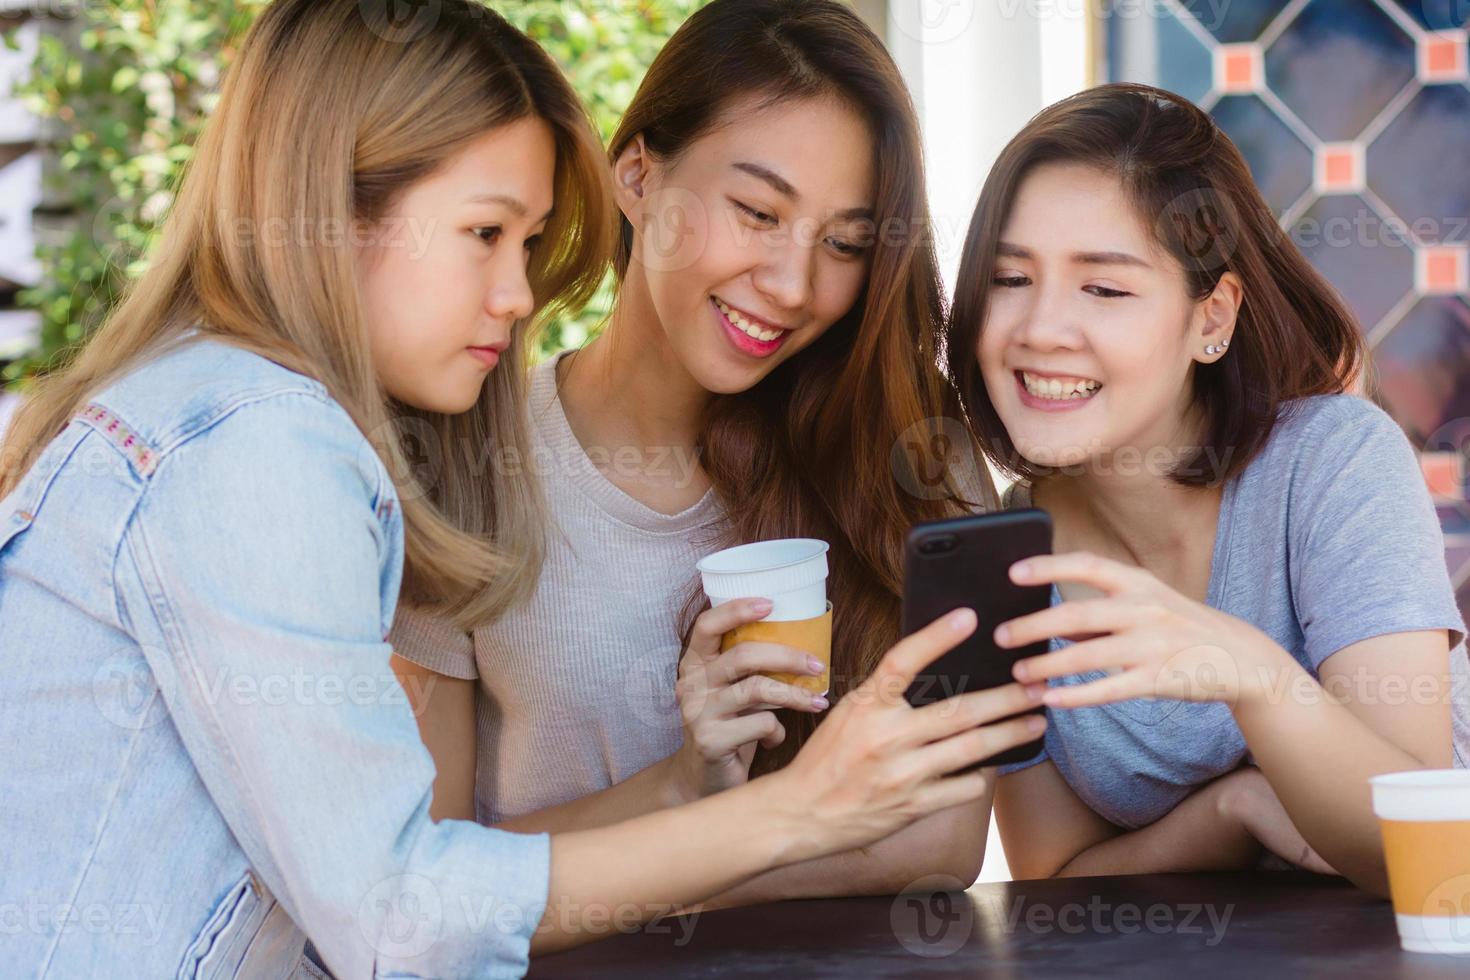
[900,508,1054,769]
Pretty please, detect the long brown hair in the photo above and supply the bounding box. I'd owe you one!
[610,0,995,775]
[0,0,614,628]
[948,83,1366,488]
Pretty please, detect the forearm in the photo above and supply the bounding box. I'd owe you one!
[532,774,810,956]
[1233,654,1434,896]
[689,801,986,912]
[496,753,686,835]
[1059,782,1259,877]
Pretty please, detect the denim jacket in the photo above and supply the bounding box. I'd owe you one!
[0,333,549,979]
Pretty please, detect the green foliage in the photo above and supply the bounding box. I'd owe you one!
[1,0,707,388]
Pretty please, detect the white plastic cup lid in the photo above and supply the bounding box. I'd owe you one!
[1371,769,1470,821]
[697,538,829,622]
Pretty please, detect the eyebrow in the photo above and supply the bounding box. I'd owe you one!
[997,241,1152,269]
[465,193,554,223]
[732,162,874,221]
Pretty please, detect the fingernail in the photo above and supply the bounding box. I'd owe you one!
[752,599,773,614]
[1026,683,1045,702]
[1042,691,1062,707]
[811,695,830,710]
[993,624,1010,646]
[807,657,824,674]
[1012,662,1030,682]
[950,609,976,630]
[1028,715,1047,733]
[1011,561,1032,581]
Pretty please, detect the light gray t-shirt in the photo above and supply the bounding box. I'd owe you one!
[391,352,723,825]
[1000,394,1470,829]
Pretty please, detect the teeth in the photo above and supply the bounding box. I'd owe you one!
[716,298,783,343]
[1021,371,1101,400]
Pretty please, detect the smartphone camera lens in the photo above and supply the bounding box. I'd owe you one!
[918,534,958,556]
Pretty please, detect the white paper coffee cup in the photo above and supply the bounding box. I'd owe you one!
[697,538,829,621]
[1371,769,1470,955]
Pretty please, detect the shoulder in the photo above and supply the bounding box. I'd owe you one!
[85,335,390,516]
[89,334,337,455]
[1248,394,1410,483]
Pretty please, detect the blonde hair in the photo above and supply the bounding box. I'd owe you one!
[0,0,614,628]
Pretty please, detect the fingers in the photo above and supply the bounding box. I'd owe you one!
[1008,551,1142,596]
[689,711,786,760]
[912,769,992,815]
[1011,634,1135,683]
[1034,669,1139,709]
[996,598,1140,652]
[865,609,977,697]
[712,674,827,717]
[908,681,1047,743]
[687,598,776,663]
[708,641,823,687]
[908,713,1047,782]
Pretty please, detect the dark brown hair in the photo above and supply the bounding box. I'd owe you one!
[609,0,993,775]
[947,83,1367,488]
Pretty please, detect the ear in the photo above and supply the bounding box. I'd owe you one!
[612,133,652,227]
[1192,271,1243,364]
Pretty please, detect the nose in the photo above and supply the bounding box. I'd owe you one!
[751,238,816,318]
[485,251,536,323]
[1012,280,1084,352]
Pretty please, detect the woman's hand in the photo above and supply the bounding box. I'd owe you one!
[993,552,1300,710]
[770,608,1050,855]
[1215,767,1338,875]
[667,598,830,801]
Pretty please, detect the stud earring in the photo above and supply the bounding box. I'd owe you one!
[1205,339,1231,355]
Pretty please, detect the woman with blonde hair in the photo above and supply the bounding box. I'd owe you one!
[0,2,1044,976]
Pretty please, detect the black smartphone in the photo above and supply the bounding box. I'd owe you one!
[901,508,1053,770]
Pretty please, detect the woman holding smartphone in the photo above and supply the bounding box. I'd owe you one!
[0,2,1047,977]
[947,82,1470,896]
[392,0,1007,911]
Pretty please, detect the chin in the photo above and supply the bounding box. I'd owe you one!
[1014,438,1090,471]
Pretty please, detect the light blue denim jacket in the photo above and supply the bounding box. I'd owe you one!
[0,333,550,979]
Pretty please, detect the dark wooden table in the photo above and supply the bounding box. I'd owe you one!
[531,872,1468,978]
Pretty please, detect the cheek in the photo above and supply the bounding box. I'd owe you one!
[807,262,866,331]
[641,186,720,283]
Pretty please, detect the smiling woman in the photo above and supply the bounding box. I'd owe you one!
[947,83,1470,899]
[388,0,1014,917]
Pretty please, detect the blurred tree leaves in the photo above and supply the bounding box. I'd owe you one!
[1,0,707,387]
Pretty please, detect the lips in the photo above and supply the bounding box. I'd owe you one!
[467,346,502,370]
[1014,370,1103,412]
[712,296,789,358]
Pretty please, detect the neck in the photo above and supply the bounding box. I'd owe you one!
[1038,411,1222,565]
[562,267,711,455]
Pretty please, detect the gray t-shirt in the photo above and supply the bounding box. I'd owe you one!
[1000,394,1470,829]
[391,352,724,824]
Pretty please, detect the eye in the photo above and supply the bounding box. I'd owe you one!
[1084,285,1132,299]
[992,275,1030,288]
[524,234,543,254]
[732,200,777,225]
[827,237,870,258]
[474,226,503,246]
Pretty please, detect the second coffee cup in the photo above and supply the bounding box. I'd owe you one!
[697,538,832,696]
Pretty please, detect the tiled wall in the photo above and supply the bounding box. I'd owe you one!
[1108,0,1470,619]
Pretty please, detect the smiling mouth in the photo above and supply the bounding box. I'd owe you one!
[1017,370,1104,401]
[712,296,790,359]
